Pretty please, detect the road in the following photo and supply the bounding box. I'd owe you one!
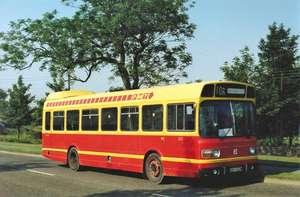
[0,152,299,197]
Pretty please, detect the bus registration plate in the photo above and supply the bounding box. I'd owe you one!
[229,166,243,173]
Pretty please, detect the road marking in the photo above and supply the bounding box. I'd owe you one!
[26,169,55,176]
[152,194,172,197]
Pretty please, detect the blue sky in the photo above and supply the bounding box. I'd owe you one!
[0,0,299,98]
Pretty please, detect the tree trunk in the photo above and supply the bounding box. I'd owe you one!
[67,70,71,90]
[17,127,21,142]
[288,136,293,147]
[118,49,131,89]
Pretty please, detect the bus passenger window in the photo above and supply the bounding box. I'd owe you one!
[142,105,163,131]
[102,108,117,131]
[168,103,195,131]
[67,110,79,131]
[53,111,64,131]
[45,112,51,131]
[121,107,139,131]
[82,109,99,131]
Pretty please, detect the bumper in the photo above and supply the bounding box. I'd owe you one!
[199,163,258,177]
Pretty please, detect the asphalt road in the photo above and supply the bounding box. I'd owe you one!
[0,152,299,197]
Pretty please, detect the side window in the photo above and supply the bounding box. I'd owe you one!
[53,111,64,131]
[121,107,139,131]
[168,103,195,131]
[82,109,99,131]
[142,105,163,131]
[67,110,79,131]
[45,112,51,131]
[102,108,117,131]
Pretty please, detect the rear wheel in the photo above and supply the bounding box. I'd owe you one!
[144,153,164,184]
[68,147,80,171]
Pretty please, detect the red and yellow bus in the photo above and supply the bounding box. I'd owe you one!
[42,81,257,183]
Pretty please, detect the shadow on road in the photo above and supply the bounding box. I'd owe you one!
[0,161,53,173]
[83,188,238,197]
[259,160,300,177]
[65,164,264,188]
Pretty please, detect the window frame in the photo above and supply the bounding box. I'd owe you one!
[81,109,99,131]
[53,111,65,131]
[120,106,139,132]
[142,104,164,132]
[45,111,51,131]
[167,103,195,132]
[101,107,118,131]
[66,110,80,131]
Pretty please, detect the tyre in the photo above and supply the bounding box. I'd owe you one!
[144,153,164,184]
[68,147,80,171]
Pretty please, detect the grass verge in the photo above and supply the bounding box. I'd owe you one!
[0,141,41,154]
[266,171,300,182]
[258,155,300,167]
[258,155,300,182]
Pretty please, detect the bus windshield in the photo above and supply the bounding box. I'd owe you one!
[200,100,255,137]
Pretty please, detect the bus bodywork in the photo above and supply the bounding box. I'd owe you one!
[42,81,257,183]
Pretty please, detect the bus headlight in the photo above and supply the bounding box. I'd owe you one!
[249,147,256,155]
[201,149,220,159]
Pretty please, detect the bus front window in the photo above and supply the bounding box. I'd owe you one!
[200,101,255,137]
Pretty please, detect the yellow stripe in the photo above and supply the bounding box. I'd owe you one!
[42,148,68,153]
[161,156,257,164]
[42,147,257,164]
[78,150,144,159]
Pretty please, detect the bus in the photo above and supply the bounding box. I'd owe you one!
[42,81,258,184]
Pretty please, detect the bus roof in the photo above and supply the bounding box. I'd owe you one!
[44,81,253,108]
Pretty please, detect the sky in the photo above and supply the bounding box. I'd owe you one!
[0,0,299,98]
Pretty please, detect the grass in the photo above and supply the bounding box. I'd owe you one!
[267,171,300,182]
[258,155,300,165]
[258,155,300,182]
[0,141,41,154]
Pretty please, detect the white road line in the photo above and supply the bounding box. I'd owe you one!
[152,194,172,197]
[26,169,55,176]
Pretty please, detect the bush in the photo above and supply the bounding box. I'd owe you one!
[257,137,300,157]
[0,126,41,144]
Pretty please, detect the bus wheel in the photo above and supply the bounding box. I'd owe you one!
[145,153,164,184]
[68,147,80,171]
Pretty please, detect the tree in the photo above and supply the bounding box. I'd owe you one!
[46,69,69,92]
[0,0,196,90]
[3,76,35,141]
[0,89,8,120]
[0,12,100,86]
[220,23,300,146]
[257,23,299,145]
[220,47,256,83]
[32,97,46,126]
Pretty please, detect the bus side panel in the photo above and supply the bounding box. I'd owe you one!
[162,136,200,177]
[50,134,143,173]
[139,135,200,177]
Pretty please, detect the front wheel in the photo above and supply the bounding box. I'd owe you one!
[68,147,80,171]
[144,153,164,184]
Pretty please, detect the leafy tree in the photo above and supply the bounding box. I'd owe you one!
[32,97,46,126]
[0,89,8,120]
[220,46,256,83]
[0,12,100,86]
[0,0,196,90]
[3,76,35,141]
[46,68,69,92]
[221,23,300,146]
[257,23,299,145]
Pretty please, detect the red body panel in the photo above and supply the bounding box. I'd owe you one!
[42,133,257,178]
